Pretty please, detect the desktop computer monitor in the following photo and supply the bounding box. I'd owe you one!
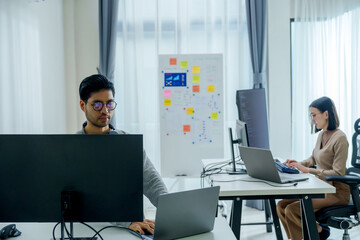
[0,134,143,224]
[236,88,270,149]
[236,120,249,147]
[227,120,249,174]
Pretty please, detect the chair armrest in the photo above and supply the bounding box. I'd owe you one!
[325,175,360,187]
[326,175,360,216]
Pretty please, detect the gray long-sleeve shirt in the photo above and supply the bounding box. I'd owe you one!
[77,122,168,226]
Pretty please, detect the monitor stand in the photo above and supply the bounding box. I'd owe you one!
[57,191,97,240]
[228,128,247,175]
[226,167,247,175]
[57,222,98,240]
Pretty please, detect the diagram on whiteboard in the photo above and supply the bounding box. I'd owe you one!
[159,54,223,145]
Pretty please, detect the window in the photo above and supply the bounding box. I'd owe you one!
[114,0,252,168]
[291,6,360,162]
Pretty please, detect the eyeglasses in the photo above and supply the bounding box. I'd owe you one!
[89,101,117,111]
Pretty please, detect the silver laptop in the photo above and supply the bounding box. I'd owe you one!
[143,186,220,240]
[239,146,309,184]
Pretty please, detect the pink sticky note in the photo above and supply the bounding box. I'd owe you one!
[164,89,171,97]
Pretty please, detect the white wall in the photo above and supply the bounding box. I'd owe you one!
[267,0,292,158]
[61,0,295,154]
[63,0,99,133]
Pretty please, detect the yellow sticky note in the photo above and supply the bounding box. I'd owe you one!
[211,112,218,120]
[207,85,215,92]
[164,99,171,106]
[192,75,200,83]
[192,66,200,73]
[186,107,194,115]
[180,61,188,69]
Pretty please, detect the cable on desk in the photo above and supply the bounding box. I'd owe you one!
[88,225,143,240]
[200,156,246,188]
[51,207,143,240]
[200,158,244,179]
[200,160,234,187]
[52,221,78,240]
[202,157,243,173]
[52,222,60,240]
[52,221,103,240]
[211,178,299,187]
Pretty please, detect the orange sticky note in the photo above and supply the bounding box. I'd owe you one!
[192,75,200,83]
[207,85,215,92]
[186,107,194,115]
[193,85,200,93]
[183,125,191,132]
[164,99,171,106]
[170,58,177,65]
[192,66,200,73]
[211,112,219,120]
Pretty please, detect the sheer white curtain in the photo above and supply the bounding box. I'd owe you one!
[0,0,67,134]
[114,0,252,168]
[291,0,360,162]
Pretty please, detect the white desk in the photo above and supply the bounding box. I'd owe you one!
[201,159,336,240]
[0,218,235,240]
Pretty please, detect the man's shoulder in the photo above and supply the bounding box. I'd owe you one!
[74,129,126,135]
[112,129,127,135]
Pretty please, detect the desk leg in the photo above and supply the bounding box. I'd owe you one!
[230,197,242,240]
[301,196,319,240]
[264,200,272,232]
[269,199,283,240]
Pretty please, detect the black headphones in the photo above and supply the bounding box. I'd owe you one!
[0,224,21,239]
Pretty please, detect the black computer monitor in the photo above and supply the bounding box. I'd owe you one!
[236,88,270,149]
[235,120,249,147]
[0,135,143,232]
[227,120,249,175]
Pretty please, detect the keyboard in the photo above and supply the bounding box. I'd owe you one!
[274,159,299,174]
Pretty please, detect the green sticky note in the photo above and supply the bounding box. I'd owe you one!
[180,61,188,69]
[193,75,200,83]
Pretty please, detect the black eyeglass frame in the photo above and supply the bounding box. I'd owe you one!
[89,101,117,111]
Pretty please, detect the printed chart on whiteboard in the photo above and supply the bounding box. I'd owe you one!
[159,54,224,176]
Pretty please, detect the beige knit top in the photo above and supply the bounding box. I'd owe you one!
[301,129,348,179]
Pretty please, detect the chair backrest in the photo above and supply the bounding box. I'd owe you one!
[351,118,360,169]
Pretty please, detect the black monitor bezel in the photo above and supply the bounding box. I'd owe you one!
[0,134,143,223]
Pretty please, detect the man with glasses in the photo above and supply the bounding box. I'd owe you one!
[77,74,167,235]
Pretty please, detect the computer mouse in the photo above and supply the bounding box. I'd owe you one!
[0,224,21,239]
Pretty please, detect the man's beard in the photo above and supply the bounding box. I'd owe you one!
[85,110,110,128]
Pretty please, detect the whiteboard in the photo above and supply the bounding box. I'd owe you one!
[159,54,224,177]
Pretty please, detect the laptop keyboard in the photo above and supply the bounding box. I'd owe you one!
[142,235,154,240]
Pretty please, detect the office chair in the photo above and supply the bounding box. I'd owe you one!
[316,118,360,240]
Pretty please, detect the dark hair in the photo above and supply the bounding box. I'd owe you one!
[79,74,115,102]
[309,96,339,132]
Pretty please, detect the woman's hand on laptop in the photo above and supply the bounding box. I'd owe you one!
[286,160,310,173]
[284,159,297,165]
[129,219,155,235]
